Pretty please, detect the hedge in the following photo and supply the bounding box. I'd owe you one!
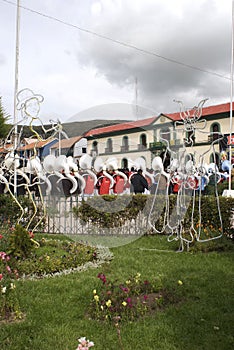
[73,194,234,237]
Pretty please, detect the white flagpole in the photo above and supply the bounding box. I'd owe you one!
[13,0,21,196]
[229,0,234,192]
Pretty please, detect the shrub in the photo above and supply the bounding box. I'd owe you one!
[0,194,45,231]
[7,224,36,259]
[73,195,148,228]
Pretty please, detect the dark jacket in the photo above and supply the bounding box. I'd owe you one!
[131,172,148,194]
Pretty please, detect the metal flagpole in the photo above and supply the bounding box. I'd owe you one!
[13,0,21,196]
[229,0,234,192]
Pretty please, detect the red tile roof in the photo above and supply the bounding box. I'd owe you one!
[84,116,157,137]
[19,138,56,151]
[165,102,234,121]
[0,144,13,153]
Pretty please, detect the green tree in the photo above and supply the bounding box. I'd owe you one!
[0,97,11,139]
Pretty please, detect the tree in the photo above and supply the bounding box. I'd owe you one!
[0,97,11,139]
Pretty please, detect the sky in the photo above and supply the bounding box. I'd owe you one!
[0,0,232,125]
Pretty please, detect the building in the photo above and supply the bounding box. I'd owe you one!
[50,136,87,158]
[84,102,234,170]
[18,138,58,160]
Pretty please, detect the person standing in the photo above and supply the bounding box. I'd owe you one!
[130,169,148,194]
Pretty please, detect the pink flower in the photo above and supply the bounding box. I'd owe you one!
[6,265,11,273]
[0,234,3,239]
[0,251,7,260]
[0,273,3,281]
[28,231,34,238]
[120,285,129,293]
[97,273,106,284]
[126,297,133,308]
[77,337,94,349]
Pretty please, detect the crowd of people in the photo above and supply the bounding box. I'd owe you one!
[94,164,234,197]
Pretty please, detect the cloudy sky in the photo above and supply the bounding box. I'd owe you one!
[0,0,232,124]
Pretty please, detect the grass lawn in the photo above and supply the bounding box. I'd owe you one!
[0,235,233,350]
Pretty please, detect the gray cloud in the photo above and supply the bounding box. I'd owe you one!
[0,0,231,121]
[75,0,231,114]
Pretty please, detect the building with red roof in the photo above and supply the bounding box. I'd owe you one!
[83,101,233,170]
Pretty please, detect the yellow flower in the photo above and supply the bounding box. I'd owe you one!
[46,255,50,261]
[106,299,112,307]
[94,295,99,302]
[122,301,127,307]
[93,289,97,294]
[125,280,131,285]
[100,305,104,310]
[178,280,183,286]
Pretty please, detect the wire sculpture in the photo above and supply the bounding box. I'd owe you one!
[148,99,224,251]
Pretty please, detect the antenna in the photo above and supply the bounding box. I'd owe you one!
[135,77,138,120]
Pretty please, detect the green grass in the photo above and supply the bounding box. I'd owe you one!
[0,235,233,350]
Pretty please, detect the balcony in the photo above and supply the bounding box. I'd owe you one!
[120,145,129,152]
[105,147,113,154]
[208,134,222,143]
[149,141,165,149]
[90,149,98,158]
[137,143,147,150]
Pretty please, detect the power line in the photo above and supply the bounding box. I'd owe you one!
[1,0,231,81]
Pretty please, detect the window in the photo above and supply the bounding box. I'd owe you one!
[121,158,128,169]
[140,133,147,147]
[210,123,221,141]
[121,136,129,151]
[160,128,170,142]
[106,138,113,153]
[91,141,98,157]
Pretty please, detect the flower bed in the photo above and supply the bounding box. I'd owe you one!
[0,224,113,322]
[88,272,177,323]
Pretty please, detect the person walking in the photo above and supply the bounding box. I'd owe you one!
[130,169,148,194]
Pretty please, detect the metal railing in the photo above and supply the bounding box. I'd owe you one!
[35,196,147,237]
